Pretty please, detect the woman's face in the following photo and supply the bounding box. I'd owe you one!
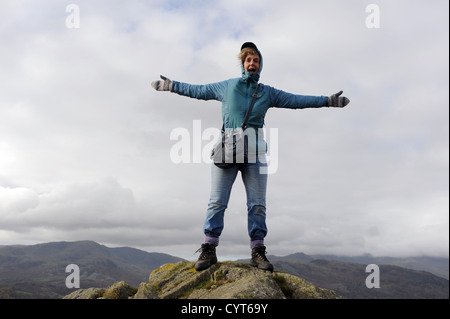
[243,54,260,74]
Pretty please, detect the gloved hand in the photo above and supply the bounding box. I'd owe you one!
[328,90,350,107]
[151,75,173,92]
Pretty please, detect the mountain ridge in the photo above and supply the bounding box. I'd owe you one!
[271,259,448,299]
[274,252,449,280]
[0,240,184,298]
[0,240,448,299]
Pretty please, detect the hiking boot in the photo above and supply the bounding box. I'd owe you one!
[195,243,217,271]
[250,246,274,272]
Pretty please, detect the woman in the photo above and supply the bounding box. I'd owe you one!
[152,42,349,272]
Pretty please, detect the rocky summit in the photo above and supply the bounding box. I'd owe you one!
[63,261,341,299]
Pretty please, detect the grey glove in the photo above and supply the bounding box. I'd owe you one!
[151,75,173,92]
[328,90,350,107]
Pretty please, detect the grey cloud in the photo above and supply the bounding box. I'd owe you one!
[0,0,448,259]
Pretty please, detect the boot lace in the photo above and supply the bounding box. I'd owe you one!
[195,244,214,261]
[253,246,269,262]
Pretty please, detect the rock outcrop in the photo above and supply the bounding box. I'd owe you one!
[64,261,341,299]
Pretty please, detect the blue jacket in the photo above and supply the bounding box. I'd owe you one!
[171,47,328,154]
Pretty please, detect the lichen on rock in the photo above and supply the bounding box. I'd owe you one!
[63,261,342,299]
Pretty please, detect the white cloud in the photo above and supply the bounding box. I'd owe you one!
[0,0,448,259]
[0,186,39,215]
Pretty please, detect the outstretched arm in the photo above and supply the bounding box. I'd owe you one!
[269,86,350,109]
[151,75,228,102]
[269,87,328,109]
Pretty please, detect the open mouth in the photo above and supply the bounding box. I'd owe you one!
[248,67,256,73]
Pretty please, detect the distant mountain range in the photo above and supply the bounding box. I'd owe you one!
[0,240,184,298]
[270,259,448,299]
[241,253,449,299]
[268,252,449,280]
[0,240,448,299]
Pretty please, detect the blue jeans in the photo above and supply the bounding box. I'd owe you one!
[204,159,268,240]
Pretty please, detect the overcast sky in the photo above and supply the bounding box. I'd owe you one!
[0,0,448,260]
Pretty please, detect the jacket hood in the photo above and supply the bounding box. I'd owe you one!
[240,42,263,84]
